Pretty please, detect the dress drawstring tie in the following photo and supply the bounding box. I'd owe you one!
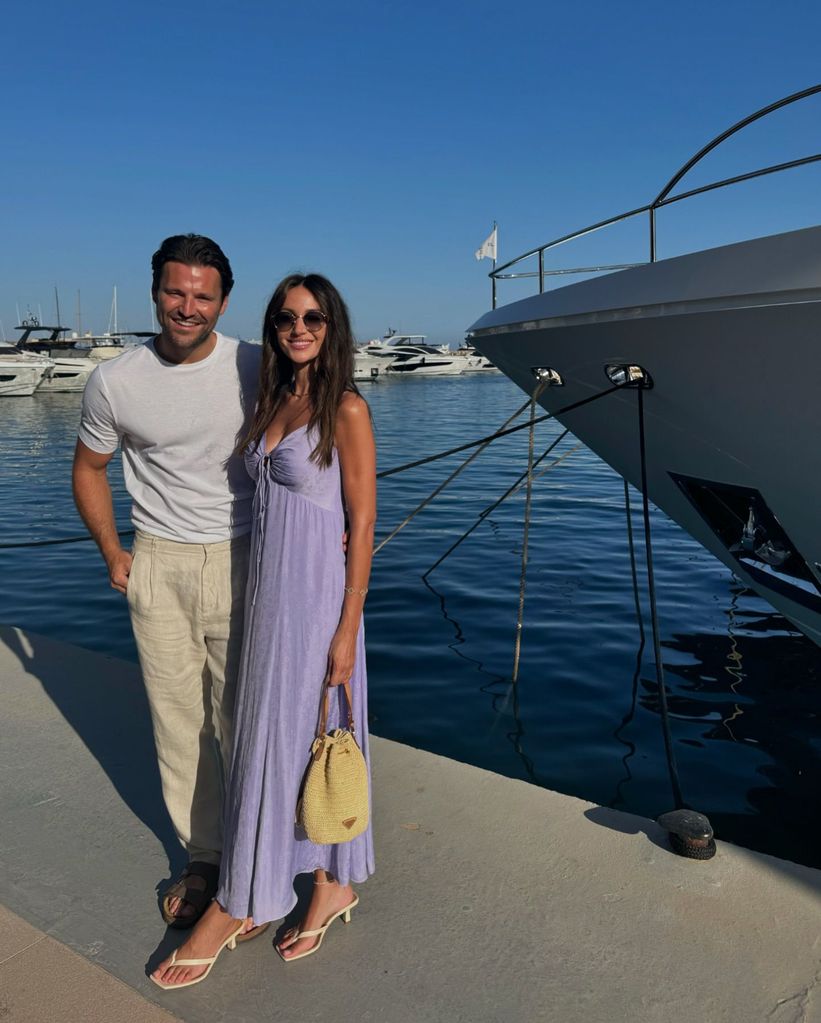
[250,455,271,609]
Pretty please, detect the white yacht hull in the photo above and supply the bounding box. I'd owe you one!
[470,226,821,647]
[0,358,51,396]
[354,353,381,382]
[460,354,500,372]
[360,337,465,376]
[36,357,97,392]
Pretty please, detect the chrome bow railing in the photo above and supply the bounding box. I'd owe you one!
[489,84,821,309]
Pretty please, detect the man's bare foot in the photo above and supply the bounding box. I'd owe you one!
[162,862,219,927]
[152,901,253,987]
[277,878,356,960]
[165,889,198,922]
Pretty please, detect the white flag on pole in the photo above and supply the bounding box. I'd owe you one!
[474,225,497,262]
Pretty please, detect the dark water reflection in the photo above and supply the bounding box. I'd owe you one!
[657,607,821,865]
[1,377,820,869]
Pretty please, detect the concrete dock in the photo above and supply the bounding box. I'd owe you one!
[1,624,819,1022]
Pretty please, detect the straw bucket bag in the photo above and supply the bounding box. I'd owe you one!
[297,682,369,844]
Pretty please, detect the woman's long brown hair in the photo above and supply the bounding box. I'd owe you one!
[239,273,362,468]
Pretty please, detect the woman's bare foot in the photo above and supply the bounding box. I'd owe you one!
[278,872,356,960]
[151,901,254,987]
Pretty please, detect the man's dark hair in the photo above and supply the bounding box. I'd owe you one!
[151,234,235,298]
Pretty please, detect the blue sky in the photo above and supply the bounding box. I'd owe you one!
[3,0,820,343]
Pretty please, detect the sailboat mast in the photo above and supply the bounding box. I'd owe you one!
[107,286,119,334]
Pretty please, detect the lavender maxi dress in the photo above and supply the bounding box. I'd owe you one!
[216,425,375,924]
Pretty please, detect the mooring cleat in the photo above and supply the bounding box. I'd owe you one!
[656,809,716,860]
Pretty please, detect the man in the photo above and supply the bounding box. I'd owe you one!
[73,234,261,928]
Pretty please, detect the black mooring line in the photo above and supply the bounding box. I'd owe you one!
[637,385,684,810]
[377,381,627,479]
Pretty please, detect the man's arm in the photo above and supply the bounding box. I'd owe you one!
[72,439,132,594]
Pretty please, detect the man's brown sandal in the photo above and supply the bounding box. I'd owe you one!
[161,861,221,929]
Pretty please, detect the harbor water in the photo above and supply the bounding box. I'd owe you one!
[1,373,820,868]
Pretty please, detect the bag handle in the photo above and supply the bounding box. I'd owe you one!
[316,681,355,738]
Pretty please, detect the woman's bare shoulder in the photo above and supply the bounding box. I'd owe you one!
[337,391,370,424]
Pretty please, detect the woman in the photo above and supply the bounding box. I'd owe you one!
[151,273,376,988]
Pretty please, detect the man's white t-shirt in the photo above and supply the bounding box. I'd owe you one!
[78,333,262,543]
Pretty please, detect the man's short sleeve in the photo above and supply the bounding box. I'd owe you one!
[78,367,120,453]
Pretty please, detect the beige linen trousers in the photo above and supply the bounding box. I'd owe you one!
[127,530,250,865]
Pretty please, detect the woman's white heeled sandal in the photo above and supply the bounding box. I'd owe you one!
[276,894,359,963]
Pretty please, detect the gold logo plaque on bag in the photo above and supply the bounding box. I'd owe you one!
[297,682,370,844]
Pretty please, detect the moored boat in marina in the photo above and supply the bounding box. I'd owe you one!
[354,351,382,381]
[14,321,97,392]
[360,330,465,376]
[0,345,53,396]
[13,318,153,392]
[68,331,152,361]
[469,85,821,648]
[452,342,499,372]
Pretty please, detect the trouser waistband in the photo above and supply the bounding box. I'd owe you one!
[134,530,250,555]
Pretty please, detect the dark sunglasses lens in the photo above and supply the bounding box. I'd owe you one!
[272,312,295,330]
[303,312,326,330]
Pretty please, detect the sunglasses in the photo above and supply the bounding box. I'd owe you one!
[271,310,328,333]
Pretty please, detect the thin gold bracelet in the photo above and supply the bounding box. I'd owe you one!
[343,586,369,596]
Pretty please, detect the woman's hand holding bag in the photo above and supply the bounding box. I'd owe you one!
[297,682,370,844]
